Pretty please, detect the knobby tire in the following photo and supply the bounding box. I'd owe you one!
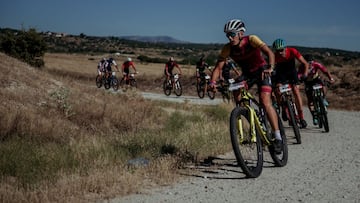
[285,100,301,144]
[319,97,330,132]
[267,109,288,167]
[230,107,263,178]
[163,80,171,96]
[174,81,182,96]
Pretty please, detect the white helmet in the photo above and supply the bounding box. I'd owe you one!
[127,57,132,62]
[224,19,246,33]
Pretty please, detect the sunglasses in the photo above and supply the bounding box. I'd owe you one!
[226,32,237,38]
[276,49,284,52]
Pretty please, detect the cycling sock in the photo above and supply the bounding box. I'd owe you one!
[274,130,282,140]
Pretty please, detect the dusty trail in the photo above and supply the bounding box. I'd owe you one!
[109,106,360,203]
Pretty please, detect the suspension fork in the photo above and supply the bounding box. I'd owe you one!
[237,104,264,143]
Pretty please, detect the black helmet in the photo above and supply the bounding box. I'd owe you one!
[304,54,313,62]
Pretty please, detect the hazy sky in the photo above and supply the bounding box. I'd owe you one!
[1,0,359,52]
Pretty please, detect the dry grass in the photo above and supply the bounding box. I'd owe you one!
[0,52,231,202]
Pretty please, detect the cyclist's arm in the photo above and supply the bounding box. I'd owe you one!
[298,55,309,78]
[212,44,231,84]
[259,44,275,74]
[131,63,137,72]
[211,60,226,85]
[315,62,334,82]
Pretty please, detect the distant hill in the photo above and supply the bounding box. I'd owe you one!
[119,35,188,44]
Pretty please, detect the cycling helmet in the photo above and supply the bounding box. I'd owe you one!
[272,38,286,50]
[127,57,132,62]
[224,19,246,33]
[304,54,314,62]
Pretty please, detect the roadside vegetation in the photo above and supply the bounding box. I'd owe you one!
[0,28,359,202]
[0,52,232,202]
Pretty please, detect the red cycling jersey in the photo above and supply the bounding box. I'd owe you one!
[298,61,328,81]
[122,61,135,70]
[218,35,267,75]
[275,47,302,64]
[274,47,303,80]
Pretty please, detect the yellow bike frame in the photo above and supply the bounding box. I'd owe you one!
[237,87,272,145]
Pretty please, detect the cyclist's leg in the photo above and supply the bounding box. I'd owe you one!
[290,69,307,127]
[260,87,279,133]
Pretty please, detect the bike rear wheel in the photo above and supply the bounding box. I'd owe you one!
[285,100,301,144]
[230,107,263,178]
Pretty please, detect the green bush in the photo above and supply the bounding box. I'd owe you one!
[0,28,47,67]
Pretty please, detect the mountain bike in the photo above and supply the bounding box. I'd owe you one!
[163,73,182,96]
[228,78,288,178]
[120,72,137,90]
[311,82,330,132]
[276,83,301,144]
[96,73,111,90]
[109,71,119,91]
[196,74,215,99]
[216,79,233,103]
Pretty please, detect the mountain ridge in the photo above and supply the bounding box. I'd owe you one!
[119,35,189,44]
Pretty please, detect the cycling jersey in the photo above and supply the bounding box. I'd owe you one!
[274,47,302,84]
[122,61,135,74]
[222,61,237,81]
[104,59,117,72]
[196,61,210,78]
[98,59,106,72]
[218,35,267,75]
[298,61,328,81]
[218,35,271,93]
[164,61,180,76]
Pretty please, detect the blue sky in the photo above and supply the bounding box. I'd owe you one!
[1,0,359,52]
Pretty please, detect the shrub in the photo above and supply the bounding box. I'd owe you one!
[0,28,47,67]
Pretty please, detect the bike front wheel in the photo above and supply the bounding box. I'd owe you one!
[96,75,102,88]
[174,80,182,96]
[130,79,137,88]
[207,88,216,100]
[318,97,329,132]
[196,81,205,98]
[111,77,119,91]
[285,100,301,144]
[266,109,288,167]
[230,107,263,178]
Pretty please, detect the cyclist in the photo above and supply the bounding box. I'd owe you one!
[97,57,107,78]
[220,58,241,83]
[104,57,119,79]
[210,19,282,153]
[272,38,309,128]
[298,54,335,125]
[121,57,137,85]
[195,56,212,84]
[164,57,182,87]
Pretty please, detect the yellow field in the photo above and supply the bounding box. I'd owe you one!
[44,53,196,77]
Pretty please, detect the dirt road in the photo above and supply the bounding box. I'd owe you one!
[108,103,359,203]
